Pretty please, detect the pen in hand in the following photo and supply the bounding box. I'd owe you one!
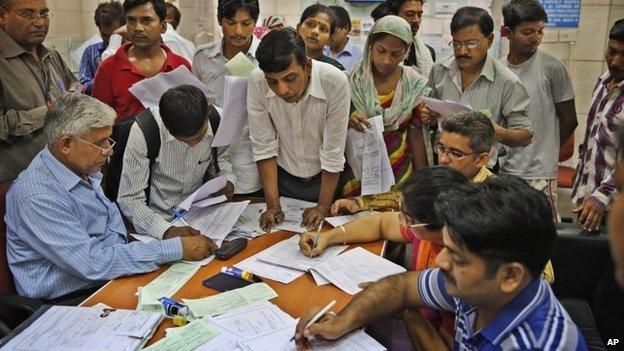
[173,207,189,226]
[291,299,337,341]
[309,221,323,257]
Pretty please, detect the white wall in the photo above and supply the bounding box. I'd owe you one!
[42,0,624,167]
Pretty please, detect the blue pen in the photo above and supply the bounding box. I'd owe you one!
[172,207,189,226]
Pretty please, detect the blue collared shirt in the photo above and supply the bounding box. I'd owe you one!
[418,268,586,350]
[323,39,363,71]
[79,41,106,95]
[5,147,183,300]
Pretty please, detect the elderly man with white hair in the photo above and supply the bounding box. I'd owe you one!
[4,93,216,304]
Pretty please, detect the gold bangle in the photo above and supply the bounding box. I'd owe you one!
[338,225,347,245]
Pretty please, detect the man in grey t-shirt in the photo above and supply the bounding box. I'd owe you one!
[500,0,577,219]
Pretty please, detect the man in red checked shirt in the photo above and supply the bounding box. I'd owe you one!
[92,0,189,121]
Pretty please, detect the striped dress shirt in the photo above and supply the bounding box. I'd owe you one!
[571,72,624,209]
[428,55,532,165]
[5,147,183,300]
[117,107,235,239]
[418,268,586,350]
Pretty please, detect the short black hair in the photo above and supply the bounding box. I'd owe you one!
[159,85,212,138]
[399,166,468,230]
[450,6,494,36]
[165,2,181,29]
[217,0,260,22]
[257,27,308,73]
[299,4,337,35]
[435,176,557,279]
[440,111,495,153]
[123,0,167,21]
[502,0,548,31]
[94,1,125,28]
[0,0,12,10]
[371,2,391,22]
[387,0,425,16]
[610,18,624,42]
[329,6,351,31]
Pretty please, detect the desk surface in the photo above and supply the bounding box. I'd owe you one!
[81,231,385,346]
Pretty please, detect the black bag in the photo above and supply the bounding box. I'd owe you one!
[102,107,221,203]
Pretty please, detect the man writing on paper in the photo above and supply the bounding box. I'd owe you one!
[296,176,586,350]
[193,0,262,196]
[5,93,215,302]
[426,7,533,167]
[0,0,79,183]
[118,85,235,240]
[248,28,350,231]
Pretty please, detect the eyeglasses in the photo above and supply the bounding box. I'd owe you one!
[76,137,116,154]
[434,143,474,160]
[448,37,486,50]
[12,10,54,22]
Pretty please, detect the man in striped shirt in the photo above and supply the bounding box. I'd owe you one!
[427,7,533,167]
[296,176,585,351]
[5,93,215,301]
[572,19,624,232]
[117,85,235,240]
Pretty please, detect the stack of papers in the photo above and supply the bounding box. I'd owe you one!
[234,236,346,284]
[1,306,163,351]
[183,283,278,317]
[310,247,406,295]
[325,211,379,227]
[173,201,250,246]
[345,116,395,195]
[144,320,221,351]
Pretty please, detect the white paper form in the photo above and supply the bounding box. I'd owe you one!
[310,247,406,295]
[325,211,379,227]
[177,176,227,211]
[238,323,296,351]
[135,262,201,303]
[275,197,317,233]
[211,301,295,338]
[238,326,386,351]
[256,236,347,272]
[421,96,472,117]
[235,251,304,284]
[129,66,212,108]
[233,203,265,234]
[212,76,249,147]
[345,116,395,196]
[0,306,162,351]
[173,201,250,246]
[183,283,278,317]
[310,270,331,286]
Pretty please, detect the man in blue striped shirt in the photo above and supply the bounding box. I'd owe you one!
[296,176,586,350]
[5,93,216,302]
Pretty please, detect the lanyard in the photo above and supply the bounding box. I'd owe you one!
[20,54,51,101]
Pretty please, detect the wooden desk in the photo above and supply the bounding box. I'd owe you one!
[81,231,385,346]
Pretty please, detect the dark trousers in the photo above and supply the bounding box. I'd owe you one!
[277,167,323,202]
[42,285,104,306]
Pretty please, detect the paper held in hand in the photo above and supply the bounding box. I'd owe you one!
[421,96,472,117]
[177,175,228,211]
